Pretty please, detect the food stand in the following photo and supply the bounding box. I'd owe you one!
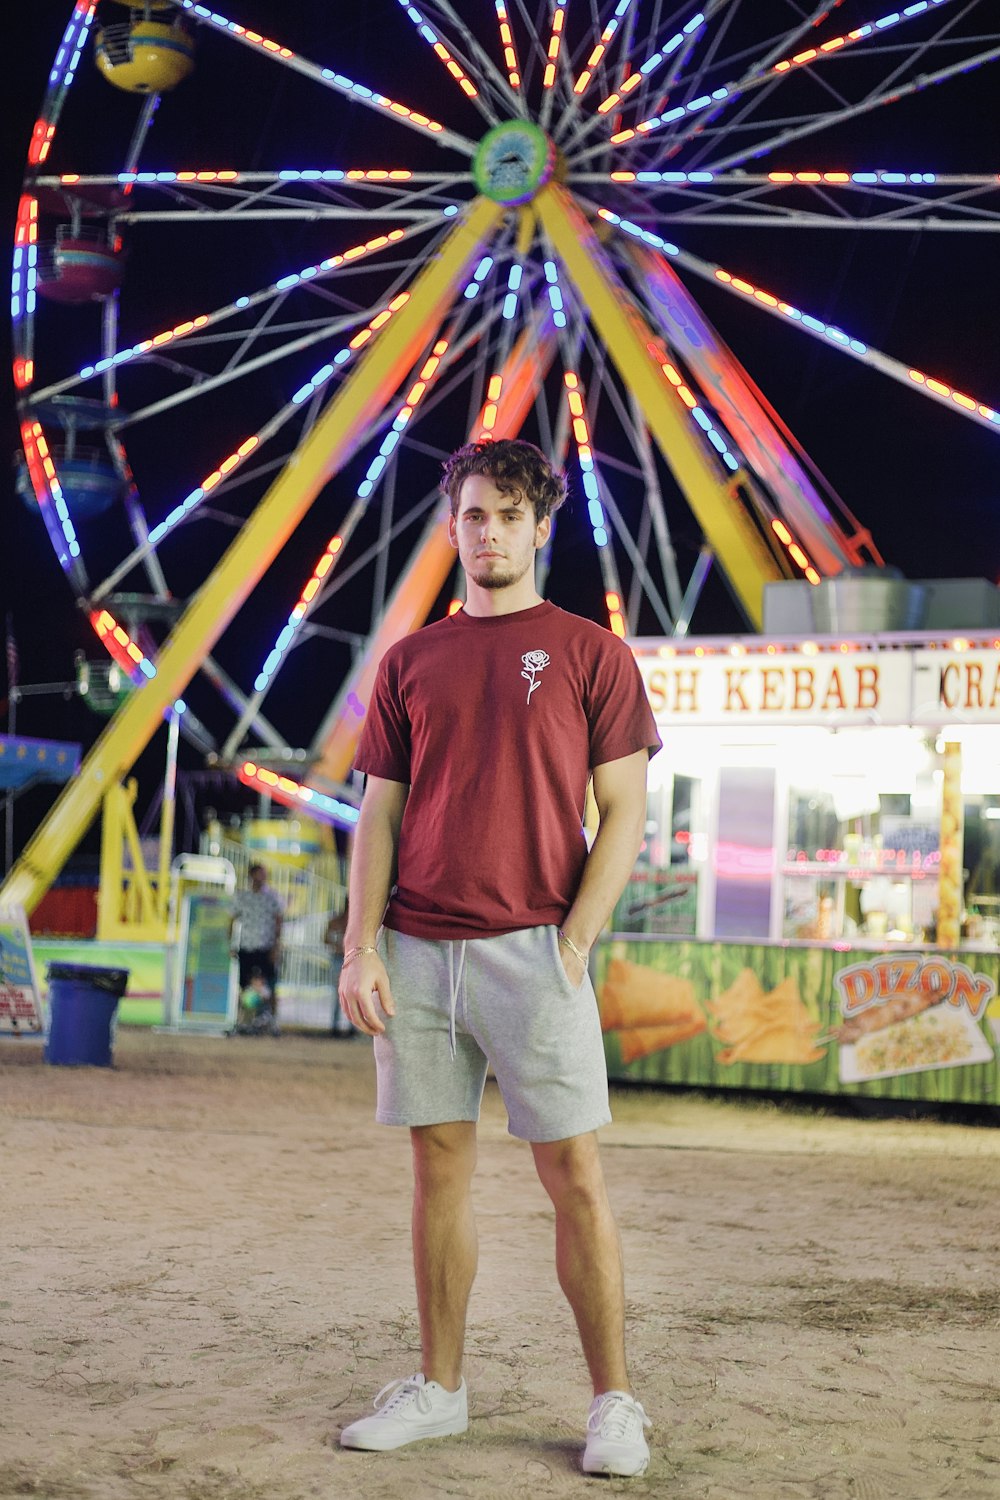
[596,631,1000,1105]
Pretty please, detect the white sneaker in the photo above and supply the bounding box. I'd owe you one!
[583,1390,651,1476]
[339,1373,468,1452]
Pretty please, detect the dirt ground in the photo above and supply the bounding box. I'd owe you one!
[1,1028,997,1500]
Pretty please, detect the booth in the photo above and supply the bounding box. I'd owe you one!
[596,631,1000,1105]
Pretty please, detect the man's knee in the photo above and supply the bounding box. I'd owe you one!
[532,1132,609,1212]
[411,1121,478,1190]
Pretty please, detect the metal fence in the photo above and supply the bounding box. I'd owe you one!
[202,833,347,1030]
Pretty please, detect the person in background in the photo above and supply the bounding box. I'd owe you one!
[230,862,283,1014]
[325,903,355,1037]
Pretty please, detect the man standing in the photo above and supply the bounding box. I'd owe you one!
[338,438,660,1477]
[230,862,283,1005]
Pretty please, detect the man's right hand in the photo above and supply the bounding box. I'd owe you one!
[339,953,396,1036]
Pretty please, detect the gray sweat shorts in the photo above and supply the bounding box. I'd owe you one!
[373,924,612,1143]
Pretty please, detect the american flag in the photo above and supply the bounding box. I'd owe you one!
[5,615,18,693]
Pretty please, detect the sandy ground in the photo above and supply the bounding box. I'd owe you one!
[1,1028,998,1500]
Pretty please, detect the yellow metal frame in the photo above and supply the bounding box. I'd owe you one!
[97,779,167,941]
[535,183,782,625]
[1,196,503,916]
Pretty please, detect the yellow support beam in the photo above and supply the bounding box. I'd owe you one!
[310,306,559,789]
[97,779,164,942]
[535,183,782,625]
[1,197,503,916]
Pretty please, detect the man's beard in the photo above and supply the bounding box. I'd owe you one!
[468,556,533,591]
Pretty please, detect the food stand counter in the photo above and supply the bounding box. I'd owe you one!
[595,633,1000,1106]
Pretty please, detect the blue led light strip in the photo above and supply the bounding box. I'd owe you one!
[597,10,704,113]
[173,1,473,153]
[542,260,568,329]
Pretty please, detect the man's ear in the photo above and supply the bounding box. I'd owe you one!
[447,512,458,550]
[534,513,552,550]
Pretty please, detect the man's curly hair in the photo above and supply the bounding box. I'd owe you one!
[441,438,567,523]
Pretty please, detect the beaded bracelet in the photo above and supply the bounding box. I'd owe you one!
[342,944,379,968]
[557,930,590,966]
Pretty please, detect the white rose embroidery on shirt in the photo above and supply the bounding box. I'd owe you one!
[521,649,550,704]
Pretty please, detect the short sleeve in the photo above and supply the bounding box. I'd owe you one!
[586,637,661,768]
[353,648,412,783]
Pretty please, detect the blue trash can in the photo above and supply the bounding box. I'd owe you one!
[45,963,130,1067]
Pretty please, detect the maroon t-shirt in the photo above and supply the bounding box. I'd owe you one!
[354,601,661,940]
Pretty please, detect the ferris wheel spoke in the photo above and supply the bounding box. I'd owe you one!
[576,314,686,621]
[26,214,438,406]
[168,0,476,156]
[573,0,639,100]
[564,3,714,159]
[553,0,638,140]
[595,0,985,165]
[616,242,861,576]
[509,0,560,87]
[488,0,527,96]
[391,0,505,124]
[603,210,1000,436]
[199,654,288,752]
[593,172,1000,231]
[570,342,679,636]
[116,206,450,224]
[422,0,527,115]
[550,312,630,636]
[107,315,367,434]
[103,221,448,432]
[96,161,471,219]
[92,288,424,603]
[141,288,426,563]
[700,38,1000,173]
[685,17,1000,172]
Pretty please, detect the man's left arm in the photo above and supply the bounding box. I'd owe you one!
[558,749,649,985]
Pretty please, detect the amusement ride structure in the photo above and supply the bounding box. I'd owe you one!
[6,0,999,927]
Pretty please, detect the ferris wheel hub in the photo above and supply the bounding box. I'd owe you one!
[472,120,555,206]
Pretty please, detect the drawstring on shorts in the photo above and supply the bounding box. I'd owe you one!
[446,940,467,1060]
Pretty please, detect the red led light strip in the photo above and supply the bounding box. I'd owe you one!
[770,520,821,585]
[542,4,568,88]
[90,609,157,682]
[495,3,522,89]
[563,371,628,638]
[283,331,448,643]
[574,1,634,96]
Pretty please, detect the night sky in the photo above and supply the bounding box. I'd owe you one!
[4,2,999,859]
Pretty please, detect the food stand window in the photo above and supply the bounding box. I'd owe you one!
[614,751,704,936]
[780,726,940,944]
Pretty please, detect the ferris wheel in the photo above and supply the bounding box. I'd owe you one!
[8,0,1000,911]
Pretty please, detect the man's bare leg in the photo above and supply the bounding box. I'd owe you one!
[411,1120,478,1391]
[531,1131,630,1395]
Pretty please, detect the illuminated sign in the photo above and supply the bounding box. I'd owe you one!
[636,646,1000,727]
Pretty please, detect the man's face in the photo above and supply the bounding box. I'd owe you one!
[249,867,265,891]
[448,474,550,591]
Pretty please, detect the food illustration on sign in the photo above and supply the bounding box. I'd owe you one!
[834,953,996,1081]
[707,969,826,1065]
[599,957,706,1063]
[854,1007,976,1076]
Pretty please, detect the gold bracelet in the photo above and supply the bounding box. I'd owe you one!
[342,944,379,968]
[557,930,589,966]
